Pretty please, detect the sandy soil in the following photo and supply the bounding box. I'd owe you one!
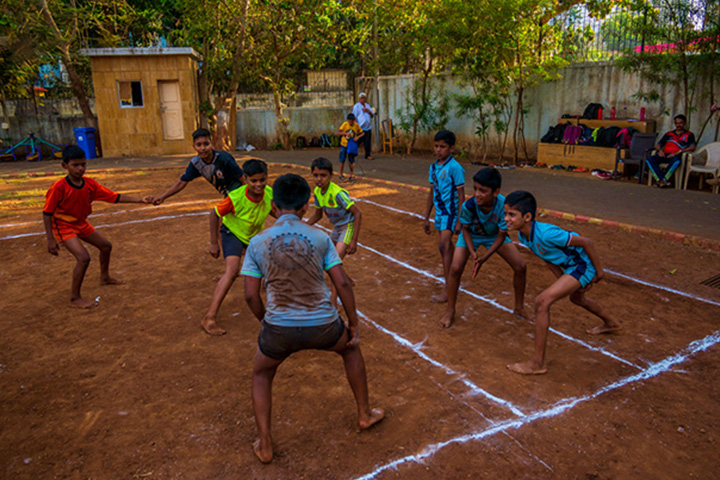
[1,166,719,479]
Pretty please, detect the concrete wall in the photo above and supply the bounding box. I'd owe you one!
[237,106,352,149]
[368,64,720,157]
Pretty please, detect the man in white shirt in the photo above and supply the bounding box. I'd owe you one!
[352,92,375,160]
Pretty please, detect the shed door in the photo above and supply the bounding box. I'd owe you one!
[158,81,184,140]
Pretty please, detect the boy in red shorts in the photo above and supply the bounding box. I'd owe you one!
[43,145,152,308]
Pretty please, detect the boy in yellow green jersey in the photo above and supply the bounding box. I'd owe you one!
[202,159,275,335]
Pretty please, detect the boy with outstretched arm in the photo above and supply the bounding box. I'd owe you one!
[336,113,364,182]
[241,174,384,464]
[202,159,274,336]
[306,157,362,259]
[503,190,622,375]
[439,167,527,328]
[43,145,152,308]
[423,130,465,303]
[152,128,244,205]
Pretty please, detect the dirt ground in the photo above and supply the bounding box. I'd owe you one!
[1,165,720,479]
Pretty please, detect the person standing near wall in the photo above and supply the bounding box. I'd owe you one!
[352,92,375,160]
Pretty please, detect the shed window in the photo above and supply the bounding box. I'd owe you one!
[118,81,144,108]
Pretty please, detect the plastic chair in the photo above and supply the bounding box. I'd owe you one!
[682,142,720,193]
[381,119,393,155]
[645,149,688,190]
[614,132,657,184]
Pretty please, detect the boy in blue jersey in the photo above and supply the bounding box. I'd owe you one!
[503,190,621,375]
[201,159,274,336]
[423,130,466,303]
[439,168,527,328]
[241,174,384,464]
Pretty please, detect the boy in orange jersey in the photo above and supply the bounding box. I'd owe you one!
[43,145,152,308]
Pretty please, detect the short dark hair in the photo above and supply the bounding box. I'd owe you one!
[62,145,86,163]
[674,114,687,123]
[192,128,211,141]
[505,190,537,219]
[273,174,310,211]
[434,129,456,146]
[242,159,267,177]
[347,113,356,120]
[473,167,502,190]
[311,157,333,174]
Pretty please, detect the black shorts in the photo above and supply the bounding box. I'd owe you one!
[258,317,346,360]
[220,225,247,258]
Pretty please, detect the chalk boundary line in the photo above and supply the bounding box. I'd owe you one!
[4,169,719,476]
[2,162,718,251]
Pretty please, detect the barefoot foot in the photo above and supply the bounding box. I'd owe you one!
[201,316,227,336]
[100,277,125,285]
[439,310,455,328]
[586,324,622,335]
[358,408,385,430]
[70,297,98,309]
[431,292,448,304]
[507,361,547,375]
[253,438,273,464]
[513,307,529,320]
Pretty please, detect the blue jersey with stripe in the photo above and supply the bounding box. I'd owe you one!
[241,214,342,327]
[518,221,591,270]
[459,194,507,239]
[428,157,465,217]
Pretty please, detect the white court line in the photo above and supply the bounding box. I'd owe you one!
[0,199,213,230]
[357,236,641,370]
[355,198,720,309]
[354,330,720,480]
[358,311,525,417]
[0,211,209,241]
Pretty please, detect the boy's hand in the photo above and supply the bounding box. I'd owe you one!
[346,324,360,348]
[472,256,486,279]
[47,238,59,256]
[454,221,461,235]
[347,239,358,255]
[141,196,154,204]
[208,242,220,258]
[423,219,431,235]
[153,196,165,206]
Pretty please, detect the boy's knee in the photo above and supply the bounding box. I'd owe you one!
[514,261,527,275]
[75,251,91,266]
[535,293,553,311]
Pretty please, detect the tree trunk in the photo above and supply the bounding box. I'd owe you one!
[272,88,289,148]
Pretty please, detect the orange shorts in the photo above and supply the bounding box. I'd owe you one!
[52,219,95,242]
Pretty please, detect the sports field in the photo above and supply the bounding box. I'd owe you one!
[1,164,720,479]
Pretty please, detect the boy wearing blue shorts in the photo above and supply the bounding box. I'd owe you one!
[423,130,465,303]
[336,113,364,182]
[503,190,621,375]
[241,174,383,464]
[201,159,274,336]
[439,168,527,328]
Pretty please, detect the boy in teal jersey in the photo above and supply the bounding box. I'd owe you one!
[439,168,527,328]
[201,159,275,336]
[306,157,363,259]
[241,173,383,463]
[503,190,621,375]
[423,130,466,303]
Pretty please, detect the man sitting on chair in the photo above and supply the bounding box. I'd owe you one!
[647,114,696,188]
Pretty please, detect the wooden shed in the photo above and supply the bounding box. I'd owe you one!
[80,47,200,157]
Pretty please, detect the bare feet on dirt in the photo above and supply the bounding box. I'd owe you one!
[100,277,125,285]
[586,324,622,335]
[70,297,98,309]
[439,310,454,328]
[513,307,529,320]
[431,292,448,304]
[358,408,385,430]
[253,438,273,464]
[201,316,227,336]
[507,361,548,375]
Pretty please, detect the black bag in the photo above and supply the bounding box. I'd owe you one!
[552,123,569,143]
[295,136,307,148]
[599,126,622,147]
[309,136,321,147]
[581,103,603,119]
